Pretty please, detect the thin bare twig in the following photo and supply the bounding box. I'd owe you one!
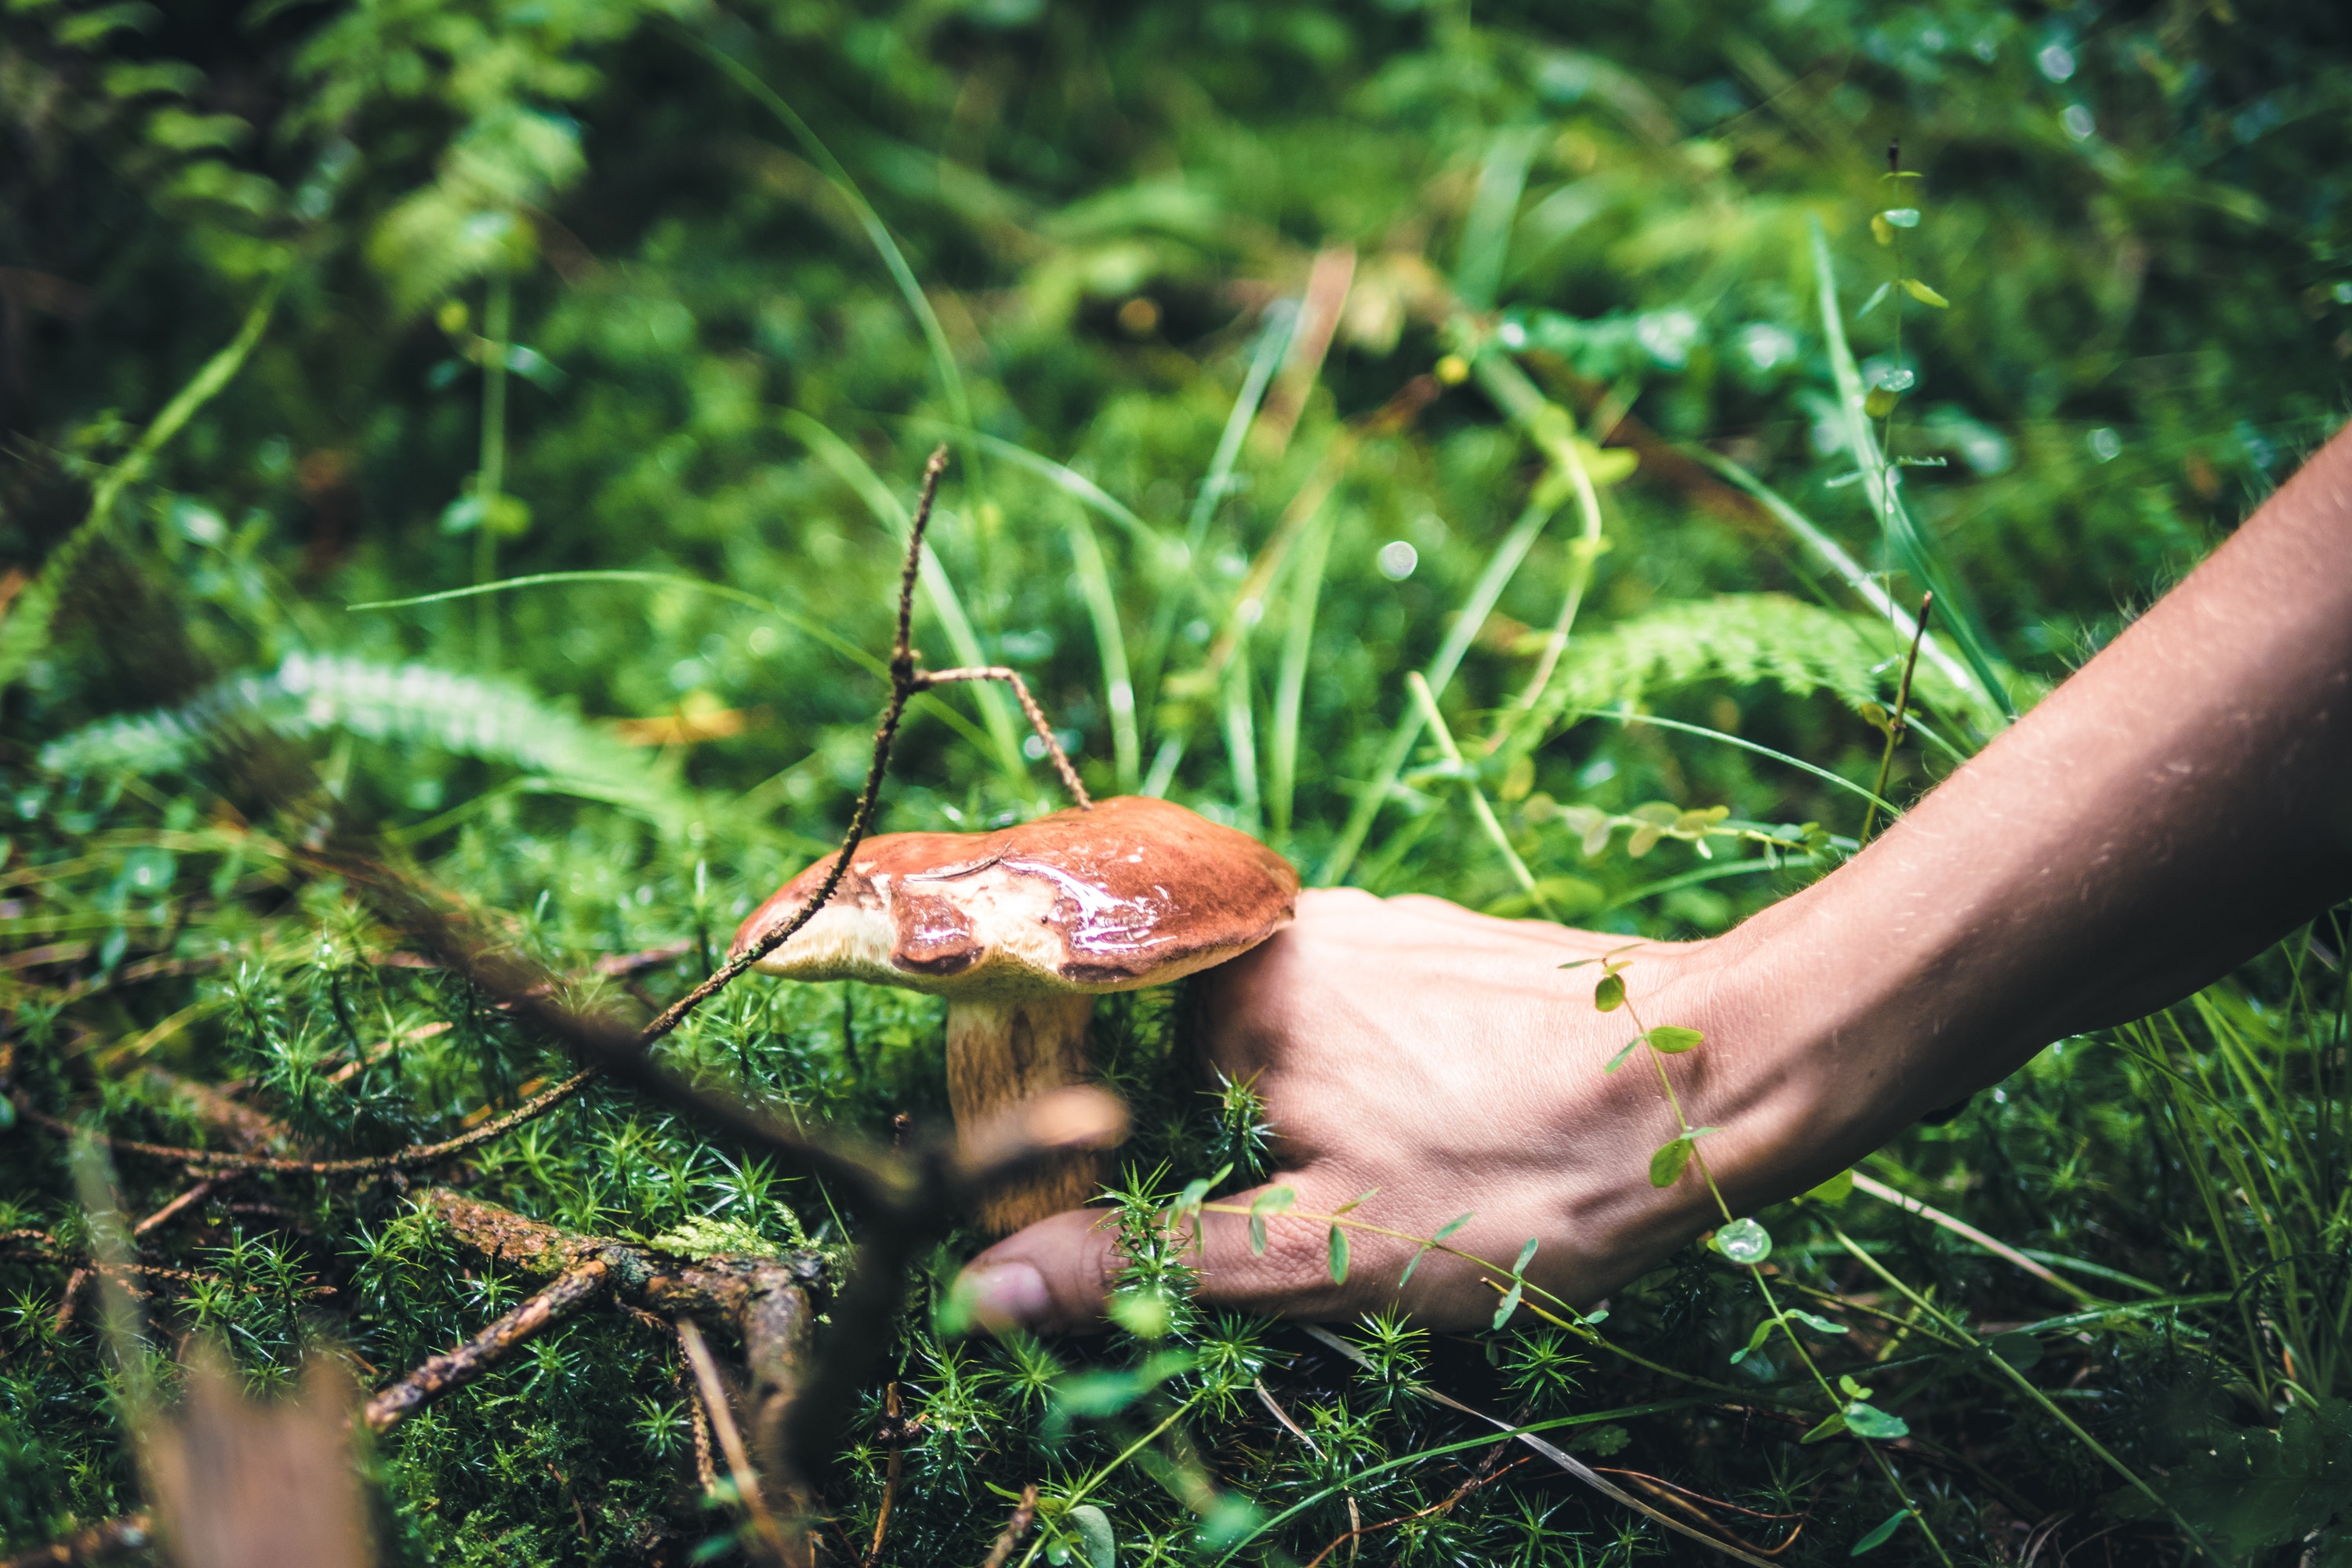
[679,1316,795,1566]
[979,1485,1040,1568]
[362,1260,612,1432]
[1859,591,1932,846]
[862,1381,905,1568]
[921,666,1090,808]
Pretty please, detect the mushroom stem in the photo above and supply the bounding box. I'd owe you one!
[945,993,1105,1234]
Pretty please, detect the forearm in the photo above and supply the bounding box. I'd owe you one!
[1715,421,2352,1194]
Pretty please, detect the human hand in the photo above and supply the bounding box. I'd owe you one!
[953,887,1828,1333]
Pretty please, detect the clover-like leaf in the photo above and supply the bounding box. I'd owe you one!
[1649,1136,1691,1188]
[1594,973,1625,1012]
[1842,1399,1910,1440]
[1491,1276,1525,1330]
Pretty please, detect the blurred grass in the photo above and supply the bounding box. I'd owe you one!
[5,0,2352,1562]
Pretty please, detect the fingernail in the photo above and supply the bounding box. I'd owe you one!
[962,1261,1051,1327]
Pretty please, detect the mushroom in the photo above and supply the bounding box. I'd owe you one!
[731,796,1298,1234]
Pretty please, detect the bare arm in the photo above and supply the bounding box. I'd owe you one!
[959,421,2352,1333]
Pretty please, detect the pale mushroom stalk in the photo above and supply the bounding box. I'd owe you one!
[735,796,1298,1234]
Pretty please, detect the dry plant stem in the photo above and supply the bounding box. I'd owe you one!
[1294,1323,1783,1567]
[1849,1171,2099,1304]
[1298,1458,1532,1568]
[921,666,1090,807]
[361,1260,612,1432]
[980,1485,1040,1568]
[862,1383,902,1568]
[679,1316,795,1567]
[1858,593,1932,846]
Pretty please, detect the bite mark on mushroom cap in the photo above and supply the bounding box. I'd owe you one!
[731,796,1299,996]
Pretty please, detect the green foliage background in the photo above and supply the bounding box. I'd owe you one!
[5,0,2352,1562]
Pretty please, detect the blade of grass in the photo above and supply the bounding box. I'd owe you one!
[1686,442,1983,714]
[1138,307,1298,740]
[784,412,1026,786]
[1407,672,1554,918]
[1221,643,1261,833]
[1317,489,1564,886]
[1455,126,1545,312]
[1563,707,1899,817]
[350,572,881,676]
[0,268,285,689]
[1809,216,2013,723]
[688,29,977,481]
[1062,511,1140,792]
[1268,508,1332,841]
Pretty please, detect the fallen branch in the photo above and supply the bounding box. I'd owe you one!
[362,1259,612,1432]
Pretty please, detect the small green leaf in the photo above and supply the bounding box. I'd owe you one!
[1580,816,1613,858]
[1838,1374,1871,1400]
[1649,1136,1691,1188]
[1863,384,1901,419]
[1625,823,1664,857]
[1512,1238,1538,1275]
[1856,281,1893,318]
[1788,1309,1850,1338]
[1802,1169,1855,1205]
[1432,1213,1473,1243]
[1988,1330,2042,1372]
[1398,1244,1432,1287]
[1879,208,1921,227]
[1327,1224,1349,1284]
[1334,1187,1378,1214]
[1066,1503,1116,1568]
[1594,973,1625,1012]
[1490,1277,1525,1330]
[1247,1189,1295,1256]
[1800,1410,1848,1443]
[1851,1510,1910,1555]
[1842,1399,1910,1439]
[1647,1025,1702,1054]
[1602,1036,1644,1073]
[1898,278,1950,307]
[1555,956,1597,970]
[1729,1317,1780,1367]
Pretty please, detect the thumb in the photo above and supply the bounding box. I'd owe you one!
[955,1171,1352,1336]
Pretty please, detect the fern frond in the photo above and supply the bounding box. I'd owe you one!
[40,654,698,825]
[1537,593,1976,723]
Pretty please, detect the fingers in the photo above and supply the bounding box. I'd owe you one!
[958,1169,1392,1336]
[956,1207,1124,1334]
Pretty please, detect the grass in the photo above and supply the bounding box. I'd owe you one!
[5,0,2352,1562]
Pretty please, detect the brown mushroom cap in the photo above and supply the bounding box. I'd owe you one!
[731,796,1298,998]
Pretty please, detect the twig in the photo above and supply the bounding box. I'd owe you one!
[678,1316,795,1566]
[363,1260,612,1432]
[863,1382,904,1568]
[979,1485,1040,1568]
[1299,1460,1531,1568]
[133,1176,227,1237]
[922,666,1089,808]
[1858,592,1931,846]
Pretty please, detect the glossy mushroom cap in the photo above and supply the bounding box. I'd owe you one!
[730,796,1298,996]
